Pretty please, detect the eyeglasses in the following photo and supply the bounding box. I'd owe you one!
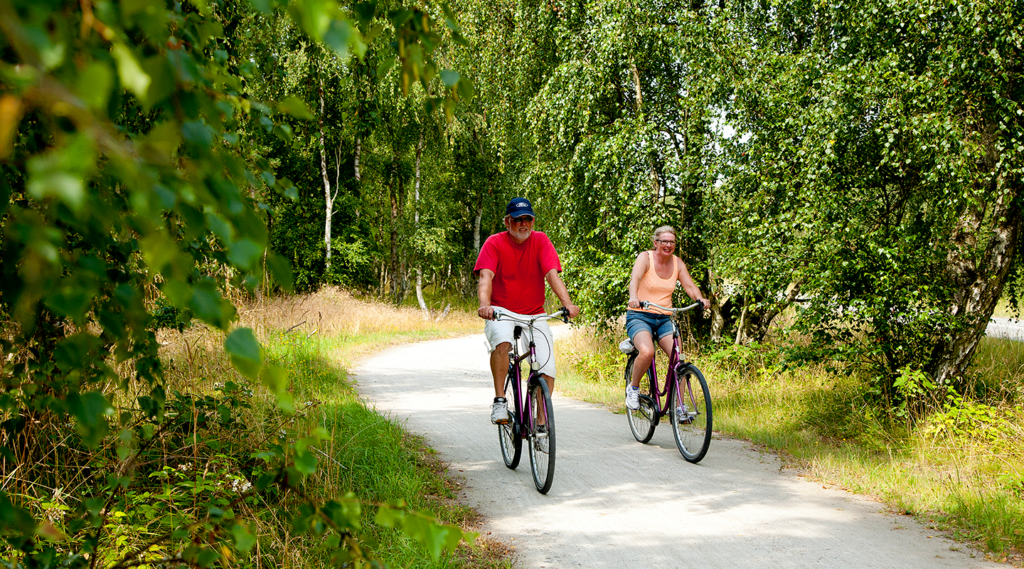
[511,216,535,223]
[656,239,676,246]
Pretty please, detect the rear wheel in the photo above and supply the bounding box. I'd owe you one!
[526,376,556,494]
[498,373,521,469]
[670,363,712,463]
[624,354,657,443]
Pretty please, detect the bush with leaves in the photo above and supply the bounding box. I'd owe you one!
[0,0,474,564]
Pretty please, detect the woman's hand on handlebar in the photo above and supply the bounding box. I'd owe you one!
[627,298,641,309]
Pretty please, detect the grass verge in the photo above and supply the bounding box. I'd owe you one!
[156,287,510,568]
[554,325,1024,566]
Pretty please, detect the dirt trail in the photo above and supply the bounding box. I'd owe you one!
[353,333,998,568]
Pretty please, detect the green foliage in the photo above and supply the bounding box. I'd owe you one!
[0,0,474,563]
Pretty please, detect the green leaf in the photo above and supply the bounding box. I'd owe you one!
[266,253,294,292]
[277,96,314,120]
[66,392,112,448]
[111,43,151,100]
[26,135,96,212]
[439,69,460,88]
[294,449,317,475]
[225,328,262,379]
[227,238,263,270]
[231,523,256,552]
[76,61,114,110]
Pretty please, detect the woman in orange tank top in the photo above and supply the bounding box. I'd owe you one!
[624,226,710,411]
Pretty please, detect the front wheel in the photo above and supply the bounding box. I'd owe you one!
[670,363,713,463]
[498,373,521,469]
[624,353,657,443]
[526,376,556,494]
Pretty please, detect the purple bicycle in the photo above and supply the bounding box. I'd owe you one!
[622,301,713,463]
[492,307,570,494]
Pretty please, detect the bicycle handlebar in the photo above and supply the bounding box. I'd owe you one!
[492,306,570,324]
[638,301,702,313]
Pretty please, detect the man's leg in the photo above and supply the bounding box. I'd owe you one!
[491,341,511,397]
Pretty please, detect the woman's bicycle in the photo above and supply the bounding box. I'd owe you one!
[492,307,569,494]
[621,301,713,463]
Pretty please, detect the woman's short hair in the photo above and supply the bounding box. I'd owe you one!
[652,225,677,245]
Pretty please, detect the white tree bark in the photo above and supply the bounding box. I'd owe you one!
[414,132,428,314]
[318,72,334,270]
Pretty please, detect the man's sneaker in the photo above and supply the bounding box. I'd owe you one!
[534,426,549,453]
[676,405,693,424]
[625,385,640,410]
[491,398,509,424]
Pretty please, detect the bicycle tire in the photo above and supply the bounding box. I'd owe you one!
[526,376,556,494]
[498,372,522,469]
[670,363,713,463]
[624,353,657,443]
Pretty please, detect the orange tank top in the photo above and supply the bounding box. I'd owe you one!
[637,251,678,315]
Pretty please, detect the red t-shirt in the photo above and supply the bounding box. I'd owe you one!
[474,231,562,315]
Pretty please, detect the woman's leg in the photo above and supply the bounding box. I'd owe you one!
[657,334,675,359]
[630,330,656,387]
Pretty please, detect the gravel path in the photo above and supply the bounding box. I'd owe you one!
[353,333,999,568]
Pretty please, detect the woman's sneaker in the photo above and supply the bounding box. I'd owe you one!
[676,405,693,424]
[625,385,640,410]
[491,398,509,424]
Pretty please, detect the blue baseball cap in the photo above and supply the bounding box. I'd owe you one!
[505,197,535,218]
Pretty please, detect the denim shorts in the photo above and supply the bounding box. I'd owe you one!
[625,310,673,342]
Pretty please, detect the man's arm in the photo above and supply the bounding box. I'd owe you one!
[545,269,580,318]
[477,269,496,320]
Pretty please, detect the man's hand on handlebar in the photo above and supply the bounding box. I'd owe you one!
[478,306,495,320]
[564,303,580,319]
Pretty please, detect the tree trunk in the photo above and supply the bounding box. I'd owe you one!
[473,194,484,252]
[353,135,361,220]
[929,168,1021,386]
[318,72,334,270]
[414,132,428,315]
[630,61,662,199]
[389,163,401,303]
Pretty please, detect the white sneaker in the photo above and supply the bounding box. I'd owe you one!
[535,426,549,453]
[491,399,509,424]
[625,385,640,410]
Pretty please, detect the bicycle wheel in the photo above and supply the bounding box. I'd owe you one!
[526,376,556,494]
[624,353,657,444]
[670,363,713,463]
[498,373,522,469]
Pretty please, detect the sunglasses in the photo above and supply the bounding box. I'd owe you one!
[511,216,535,223]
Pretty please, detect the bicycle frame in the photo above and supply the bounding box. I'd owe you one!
[635,302,701,421]
[506,323,544,439]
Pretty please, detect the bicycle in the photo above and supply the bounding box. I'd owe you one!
[492,306,570,494]
[621,301,713,463]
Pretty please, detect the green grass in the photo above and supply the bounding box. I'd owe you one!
[262,330,506,568]
[555,327,1024,565]
[151,290,506,569]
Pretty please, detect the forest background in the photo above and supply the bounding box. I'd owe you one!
[1,0,1022,566]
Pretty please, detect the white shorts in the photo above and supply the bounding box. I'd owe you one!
[484,314,556,378]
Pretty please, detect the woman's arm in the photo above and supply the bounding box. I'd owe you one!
[627,252,649,309]
[677,257,710,310]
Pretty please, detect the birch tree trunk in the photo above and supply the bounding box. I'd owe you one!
[929,166,1022,386]
[414,132,428,314]
[318,72,334,270]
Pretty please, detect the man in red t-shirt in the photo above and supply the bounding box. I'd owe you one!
[474,197,580,425]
